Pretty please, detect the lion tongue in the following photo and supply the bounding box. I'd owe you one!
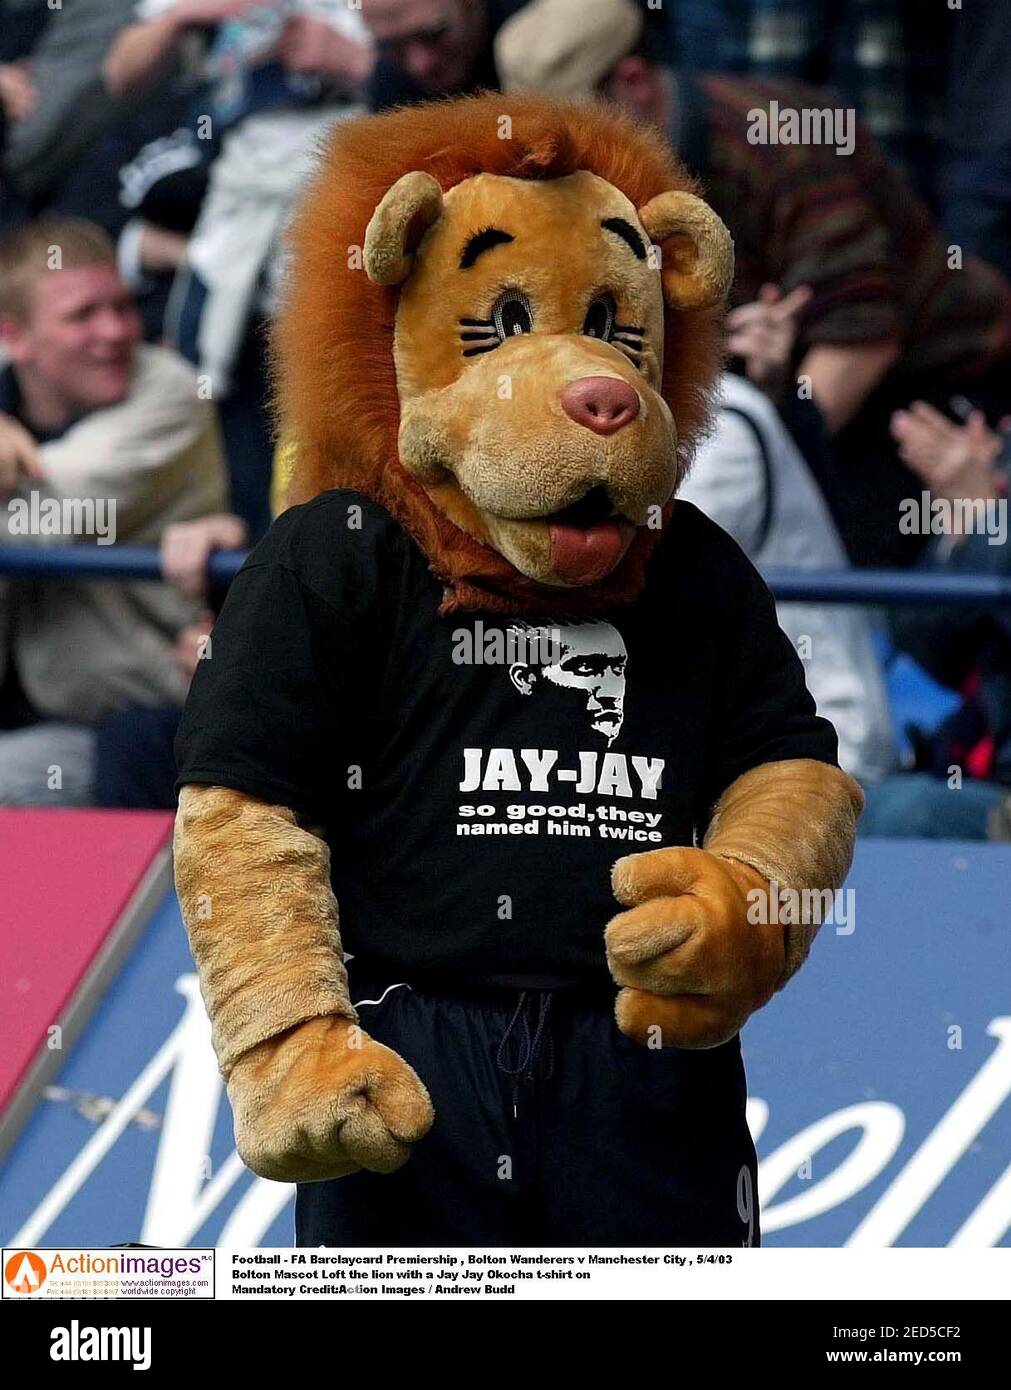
[548,520,626,585]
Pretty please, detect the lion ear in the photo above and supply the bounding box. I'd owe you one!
[637,191,734,311]
[363,171,444,286]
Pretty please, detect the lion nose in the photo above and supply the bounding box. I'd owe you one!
[561,376,640,436]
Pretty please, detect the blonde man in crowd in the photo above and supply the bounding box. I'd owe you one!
[0,217,232,806]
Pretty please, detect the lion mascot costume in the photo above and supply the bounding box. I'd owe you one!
[173,94,863,1247]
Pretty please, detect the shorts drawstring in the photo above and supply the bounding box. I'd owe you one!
[495,991,555,1119]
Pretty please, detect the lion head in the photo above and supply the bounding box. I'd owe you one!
[275,93,731,614]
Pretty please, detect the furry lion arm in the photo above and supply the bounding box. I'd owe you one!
[703,758,865,989]
[173,783,357,1077]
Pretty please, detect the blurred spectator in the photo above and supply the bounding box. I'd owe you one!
[1,0,140,223]
[0,0,50,63]
[497,0,1011,569]
[0,60,37,124]
[684,350,1010,838]
[942,0,1011,283]
[93,512,247,809]
[362,0,528,107]
[892,402,1010,516]
[1,1,43,231]
[507,1,945,195]
[0,0,47,228]
[704,0,946,200]
[0,217,227,806]
[104,0,371,104]
[859,738,1010,840]
[852,400,1011,838]
[106,0,374,543]
[161,510,246,598]
[682,275,895,786]
[680,371,898,785]
[725,281,813,405]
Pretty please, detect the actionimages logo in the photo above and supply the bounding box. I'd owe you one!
[1,1245,214,1299]
[4,1249,47,1294]
[50,1320,152,1372]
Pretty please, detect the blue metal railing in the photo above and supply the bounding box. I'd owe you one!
[0,546,1010,605]
[761,568,1011,607]
[0,546,247,585]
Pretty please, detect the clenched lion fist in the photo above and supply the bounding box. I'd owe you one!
[604,845,784,1049]
[227,1015,434,1183]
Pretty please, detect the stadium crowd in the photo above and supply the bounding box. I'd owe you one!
[0,0,1009,838]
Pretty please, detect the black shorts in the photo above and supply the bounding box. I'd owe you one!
[295,965,760,1247]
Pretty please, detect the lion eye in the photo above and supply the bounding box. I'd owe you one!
[493,291,533,339]
[582,295,616,341]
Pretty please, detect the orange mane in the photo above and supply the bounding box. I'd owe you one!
[273,92,725,612]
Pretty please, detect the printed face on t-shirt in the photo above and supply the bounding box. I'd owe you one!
[507,621,628,748]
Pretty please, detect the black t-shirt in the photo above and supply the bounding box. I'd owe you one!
[175,490,838,992]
